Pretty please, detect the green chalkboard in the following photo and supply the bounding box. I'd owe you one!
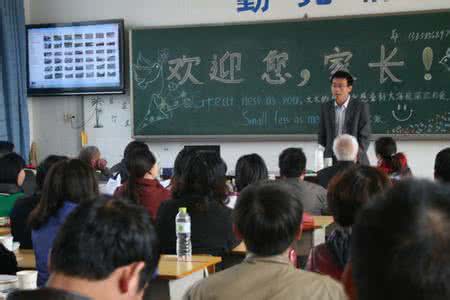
[130,11,450,138]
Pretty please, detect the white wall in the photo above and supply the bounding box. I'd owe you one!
[26,0,450,177]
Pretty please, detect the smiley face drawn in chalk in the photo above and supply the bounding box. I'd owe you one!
[392,104,413,122]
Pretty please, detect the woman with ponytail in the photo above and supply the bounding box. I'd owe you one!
[114,148,170,221]
[375,137,412,180]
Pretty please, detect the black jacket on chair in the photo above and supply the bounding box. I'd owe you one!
[318,99,371,166]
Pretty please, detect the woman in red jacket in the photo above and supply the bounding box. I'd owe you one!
[114,148,170,221]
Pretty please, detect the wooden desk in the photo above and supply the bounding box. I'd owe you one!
[15,251,221,277]
[16,249,35,269]
[312,216,334,228]
[15,251,221,300]
[233,216,334,256]
[0,227,10,236]
[157,255,221,280]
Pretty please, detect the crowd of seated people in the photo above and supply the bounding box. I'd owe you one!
[0,137,449,300]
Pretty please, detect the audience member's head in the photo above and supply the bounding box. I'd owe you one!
[352,179,450,300]
[327,166,390,227]
[79,146,104,170]
[172,152,227,208]
[0,141,14,158]
[333,134,359,162]
[35,155,68,192]
[375,137,409,176]
[235,154,268,192]
[29,159,99,229]
[234,181,303,256]
[279,148,306,178]
[434,148,450,183]
[125,149,158,203]
[123,141,149,161]
[46,197,160,300]
[172,147,196,181]
[0,152,26,187]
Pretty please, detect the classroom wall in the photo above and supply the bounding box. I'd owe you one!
[26,0,450,177]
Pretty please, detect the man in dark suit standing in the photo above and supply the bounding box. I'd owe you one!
[318,71,371,165]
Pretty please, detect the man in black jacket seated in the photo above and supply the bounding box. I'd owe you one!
[316,134,358,189]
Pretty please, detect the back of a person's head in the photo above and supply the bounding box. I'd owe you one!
[123,141,149,160]
[0,141,14,157]
[375,137,397,158]
[333,134,359,161]
[172,152,227,206]
[327,165,390,227]
[375,137,407,174]
[279,147,306,178]
[78,146,100,166]
[435,148,450,183]
[352,179,450,300]
[125,148,156,178]
[29,159,99,229]
[0,152,26,185]
[50,197,160,292]
[35,155,68,191]
[173,147,196,179]
[235,154,268,192]
[124,149,157,203]
[234,181,303,256]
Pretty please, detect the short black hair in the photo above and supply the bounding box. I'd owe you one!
[172,152,227,209]
[279,148,306,178]
[50,197,160,291]
[435,148,450,183]
[375,136,397,158]
[327,166,390,227]
[234,181,303,256]
[35,155,68,191]
[352,179,450,300]
[0,141,14,157]
[235,154,268,192]
[330,70,354,86]
[0,153,26,185]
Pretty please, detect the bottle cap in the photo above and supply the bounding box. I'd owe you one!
[179,207,187,213]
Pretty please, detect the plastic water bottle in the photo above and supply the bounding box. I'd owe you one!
[176,207,192,261]
[315,145,325,171]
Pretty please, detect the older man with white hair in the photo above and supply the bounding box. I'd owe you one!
[316,134,358,189]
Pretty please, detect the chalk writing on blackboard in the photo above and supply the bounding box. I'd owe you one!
[133,52,192,129]
[440,48,450,71]
[368,45,405,84]
[261,50,292,84]
[209,52,244,84]
[390,112,450,135]
[392,104,413,122]
[324,47,353,74]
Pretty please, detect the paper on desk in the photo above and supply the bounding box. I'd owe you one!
[100,174,121,195]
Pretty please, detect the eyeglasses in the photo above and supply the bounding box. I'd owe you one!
[332,84,348,89]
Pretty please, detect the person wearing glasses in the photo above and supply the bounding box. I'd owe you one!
[318,71,371,166]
